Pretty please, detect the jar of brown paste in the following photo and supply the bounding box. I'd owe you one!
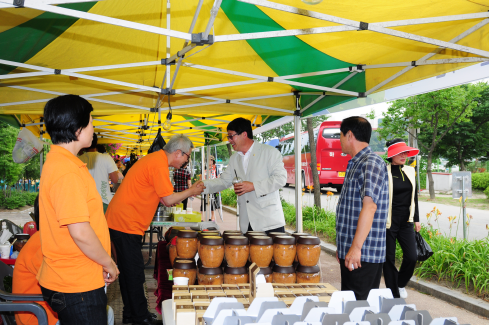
[257,266,273,283]
[199,236,224,268]
[173,259,197,285]
[169,237,178,266]
[296,236,321,266]
[224,236,249,267]
[272,265,296,283]
[250,236,273,267]
[291,232,311,262]
[296,265,320,283]
[198,267,223,285]
[273,236,296,266]
[176,230,198,258]
[224,266,249,284]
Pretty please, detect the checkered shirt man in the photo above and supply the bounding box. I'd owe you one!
[336,146,389,263]
[173,167,191,192]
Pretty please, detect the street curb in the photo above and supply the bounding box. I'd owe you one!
[220,203,489,318]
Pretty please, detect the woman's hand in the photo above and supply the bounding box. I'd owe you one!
[415,222,421,232]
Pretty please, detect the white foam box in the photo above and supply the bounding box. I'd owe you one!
[176,303,195,325]
[194,302,210,325]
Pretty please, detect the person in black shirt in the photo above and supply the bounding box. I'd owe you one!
[384,138,421,299]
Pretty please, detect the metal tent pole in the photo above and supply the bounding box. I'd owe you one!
[294,108,303,233]
[40,118,44,175]
[206,145,211,221]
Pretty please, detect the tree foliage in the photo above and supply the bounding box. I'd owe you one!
[379,83,484,199]
[257,116,325,142]
[0,122,25,186]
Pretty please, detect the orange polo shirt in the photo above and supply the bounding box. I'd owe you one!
[106,150,173,235]
[13,232,58,325]
[37,145,111,293]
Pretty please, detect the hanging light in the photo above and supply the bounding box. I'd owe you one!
[162,94,173,131]
[163,111,172,131]
[302,0,323,4]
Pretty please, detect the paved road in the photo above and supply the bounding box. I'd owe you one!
[281,186,489,241]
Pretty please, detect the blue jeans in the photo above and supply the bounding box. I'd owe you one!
[41,286,107,325]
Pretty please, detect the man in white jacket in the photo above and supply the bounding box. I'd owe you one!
[202,118,287,233]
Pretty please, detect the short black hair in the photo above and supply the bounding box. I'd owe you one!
[340,116,372,144]
[34,195,39,230]
[227,118,253,139]
[96,144,106,154]
[88,133,98,149]
[386,138,405,163]
[44,95,93,144]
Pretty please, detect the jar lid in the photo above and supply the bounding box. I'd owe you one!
[257,266,272,275]
[200,236,224,246]
[223,230,242,234]
[250,236,273,246]
[178,230,198,238]
[199,266,223,275]
[223,232,242,240]
[296,264,320,273]
[267,232,286,238]
[291,232,311,242]
[224,266,248,275]
[174,259,197,269]
[199,232,220,240]
[272,265,295,274]
[273,236,295,245]
[225,236,249,245]
[15,233,30,240]
[297,236,320,245]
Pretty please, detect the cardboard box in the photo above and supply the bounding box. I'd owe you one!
[176,304,196,325]
[205,286,223,293]
[194,302,210,325]
[314,292,331,303]
[222,284,238,290]
[316,283,337,294]
[173,293,192,312]
[189,285,206,291]
[191,294,210,302]
[237,284,250,291]
[286,284,303,290]
[224,290,242,296]
[173,211,201,222]
[249,263,274,303]
[174,301,193,319]
[237,298,249,306]
[208,292,226,300]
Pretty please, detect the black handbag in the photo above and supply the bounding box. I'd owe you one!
[415,232,434,261]
[147,128,166,154]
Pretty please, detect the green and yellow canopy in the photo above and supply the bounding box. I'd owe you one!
[1,0,488,153]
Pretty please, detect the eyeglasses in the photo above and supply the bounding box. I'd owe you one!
[227,132,242,140]
[181,150,190,161]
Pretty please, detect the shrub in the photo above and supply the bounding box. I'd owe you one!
[484,186,489,199]
[220,188,237,208]
[24,192,38,205]
[472,172,489,190]
[4,191,26,209]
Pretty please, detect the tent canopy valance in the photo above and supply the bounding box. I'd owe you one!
[1,0,489,154]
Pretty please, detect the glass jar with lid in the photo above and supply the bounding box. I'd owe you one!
[272,265,296,283]
[198,267,223,285]
[296,264,320,283]
[224,236,249,267]
[291,232,311,262]
[173,259,197,285]
[176,230,198,259]
[250,236,274,267]
[224,266,249,284]
[296,236,321,266]
[273,236,296,266]
[199,236,224,268]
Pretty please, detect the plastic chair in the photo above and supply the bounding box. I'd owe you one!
[0,260,46,325]
[23,221,37,237]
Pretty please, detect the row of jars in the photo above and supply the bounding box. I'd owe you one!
[172,258,321,285]
[171,229,321,269]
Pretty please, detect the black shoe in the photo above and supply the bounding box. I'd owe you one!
[132,316,160,325]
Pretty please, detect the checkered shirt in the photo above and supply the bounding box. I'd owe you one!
[336,146,389,263]
[173,167,190,192]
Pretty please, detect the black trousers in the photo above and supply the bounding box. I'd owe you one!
[383,223,417,298]
[247,223,285,235]
[109,228,148,322]
[340,259,383,300]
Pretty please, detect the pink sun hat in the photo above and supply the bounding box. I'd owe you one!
[387,141,420,158]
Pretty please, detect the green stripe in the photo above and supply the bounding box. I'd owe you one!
[221,0,365,118]
[0,2,97,75]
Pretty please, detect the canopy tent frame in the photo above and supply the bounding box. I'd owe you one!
[3,0,489,232]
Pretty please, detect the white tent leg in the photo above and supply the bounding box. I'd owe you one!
[206,145,211,222]
[201,146,205,220]
[294,109,302,233]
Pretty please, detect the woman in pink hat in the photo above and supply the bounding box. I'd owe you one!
[383,138,421,299]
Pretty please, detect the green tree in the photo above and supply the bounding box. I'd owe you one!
[430,84,489,171]
[0,122,25,188]
[379,84,484,199]
[257,116,325,142]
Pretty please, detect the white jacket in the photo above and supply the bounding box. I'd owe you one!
[203,141,287,231]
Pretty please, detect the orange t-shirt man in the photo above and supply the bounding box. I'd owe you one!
[106,150,173,235]
[37,145,111,292]
[13,232,58,325]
